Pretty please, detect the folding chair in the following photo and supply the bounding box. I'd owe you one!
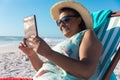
[102,11,120,80]
[93,10,120,80]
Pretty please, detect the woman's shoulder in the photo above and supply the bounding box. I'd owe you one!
[82,29,103,52]
[76,29,94,37]
[83,29,96,39]
[85,29,94,34]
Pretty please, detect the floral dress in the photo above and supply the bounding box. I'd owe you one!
[33,30,99,80]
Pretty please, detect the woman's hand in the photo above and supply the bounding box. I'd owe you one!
[19,38,36,57]
[26,35,52,56]
[19,37,44,71]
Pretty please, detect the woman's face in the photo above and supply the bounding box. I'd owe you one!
[57,11,82,38]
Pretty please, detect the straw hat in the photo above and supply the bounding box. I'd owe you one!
[50,1,93,29]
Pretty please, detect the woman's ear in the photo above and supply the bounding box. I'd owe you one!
[78,17,86,30]
[77,17,82,25]
[76,17,82,27]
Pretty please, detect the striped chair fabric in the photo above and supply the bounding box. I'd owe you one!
[95,16,120,80]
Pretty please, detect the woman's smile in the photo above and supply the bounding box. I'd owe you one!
[61,25,70,36]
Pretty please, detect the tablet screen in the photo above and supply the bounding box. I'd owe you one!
[23,15,38,39]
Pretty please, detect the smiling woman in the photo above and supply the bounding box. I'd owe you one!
[18,1,103,80]
[0,0,120,80]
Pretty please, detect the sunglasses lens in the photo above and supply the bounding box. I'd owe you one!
[56,20,61,26]
[56,16,70,26]
[62,16,70,23]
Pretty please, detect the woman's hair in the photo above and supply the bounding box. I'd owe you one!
[60,7,86,30]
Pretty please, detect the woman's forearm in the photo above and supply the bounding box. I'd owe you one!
[39,49,98,79]
[39,50,87,78]
[29,53,44,71]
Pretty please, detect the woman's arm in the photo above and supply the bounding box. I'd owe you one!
[29,30,103,79]
[19,38,43,71]
[79,29,103,78]
[28,52,44,71]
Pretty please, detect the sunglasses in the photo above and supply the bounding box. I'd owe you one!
[56,15,79,26]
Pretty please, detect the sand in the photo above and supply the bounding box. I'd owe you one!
[0,44,120,79]
[0,44,36,78]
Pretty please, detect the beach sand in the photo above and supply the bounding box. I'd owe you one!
[0,44,36,78]
[0,44,120,79]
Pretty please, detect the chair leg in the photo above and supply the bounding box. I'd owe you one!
[103,47,120,80]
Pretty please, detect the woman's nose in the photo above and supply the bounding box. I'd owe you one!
[59,21,65,28]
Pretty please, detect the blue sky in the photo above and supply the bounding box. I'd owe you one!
[0,0,120,37]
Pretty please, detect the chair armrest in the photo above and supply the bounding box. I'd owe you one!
[110,10,120,17]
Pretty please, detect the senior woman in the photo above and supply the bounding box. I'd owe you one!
[19,1,102,80]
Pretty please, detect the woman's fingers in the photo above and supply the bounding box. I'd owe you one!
[18,42,23,49]
[20,38,34,48]
[19,38,28,49]
[28,36,40,45]
[23,38,28,47]
[28,36,39,43]
[19,41,26,49]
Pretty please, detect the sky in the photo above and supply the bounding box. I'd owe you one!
[0,0,120,38]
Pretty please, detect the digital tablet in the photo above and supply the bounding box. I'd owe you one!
[23,15,38,39]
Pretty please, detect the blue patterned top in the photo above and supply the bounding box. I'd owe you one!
[52,30,86,60]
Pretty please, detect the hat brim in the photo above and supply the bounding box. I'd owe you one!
[50,1,93,29]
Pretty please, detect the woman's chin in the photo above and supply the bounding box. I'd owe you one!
[63,33,71,38]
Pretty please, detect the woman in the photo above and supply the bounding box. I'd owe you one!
[19,1,103,80]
